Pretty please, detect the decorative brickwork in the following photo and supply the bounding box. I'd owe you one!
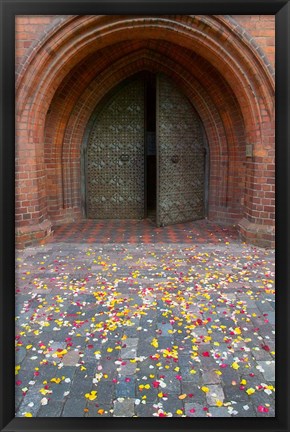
[15,15,275,248]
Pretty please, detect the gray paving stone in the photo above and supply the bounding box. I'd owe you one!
[57,366,76,380]
[115,379,135,398]
[113,398,135,417]
[62,397,87,417]
[85,294,97,303]
[266,311,275,325]
[202,371,221,384]
[139,309,158,324]
[135,402,156,417]
[157,337,174,350]
[86,403,113,417]
[184,402,208,417]
[136,358,157,376]
[192,327,208,337]
[256,361,275,381]
[209,406,231,417]
[251,347,273,361]
[161,394,183,416]
[37,400,64,417]
[69,374,93,398]
[206,385,225,406]
[123,319,141,337]
[121,338,138,358]
[96,380,115,403]
[157,322,173,336]
[96,359,118,377]
[250,389,275,406]
[49,381,71,401]
[135,381,158,403]
[15,392,23,412]
[220,367,241,386]
[181,383,205,402]
[179,367,201,383]
[75,361,97,378]
[257,325,275,339]
[255,300,274,312]
[17,383,45,417]
[198,357,217,371]
[232,402,257,417]
[117,282,132,293]
[157,371,181,393]
[15,347,27,364]
[224,386,250,403]
[178,354,193,367]
[118,361,137,376]
[62,350,80,366]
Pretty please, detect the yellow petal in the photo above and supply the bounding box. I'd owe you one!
[201,386,209,393]
[50,377,61,384]
[231,362,240,370]
[85,391,97,401]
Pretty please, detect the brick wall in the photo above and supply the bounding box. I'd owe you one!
[15,15,275,248]
[233,15,275,67]
[15,16,67,73]
[15,15,275,74]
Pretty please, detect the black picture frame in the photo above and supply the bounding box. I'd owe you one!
[0,1,289,431]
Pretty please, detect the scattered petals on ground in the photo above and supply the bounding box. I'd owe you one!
[15,236,275,417]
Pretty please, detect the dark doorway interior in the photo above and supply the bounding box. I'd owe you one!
[145,74,156,221]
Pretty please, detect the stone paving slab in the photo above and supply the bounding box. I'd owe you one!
[15,240,275,418]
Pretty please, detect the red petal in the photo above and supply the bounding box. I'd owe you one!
[261,345,270,351]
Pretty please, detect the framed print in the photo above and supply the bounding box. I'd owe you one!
[0,1,289,432]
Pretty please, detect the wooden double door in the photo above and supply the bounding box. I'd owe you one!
[85,73,206,226]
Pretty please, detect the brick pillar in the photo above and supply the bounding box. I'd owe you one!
[15,118,52,248]
[238,120,275,248]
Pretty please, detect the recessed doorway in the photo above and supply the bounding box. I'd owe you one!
[84,72,208,226]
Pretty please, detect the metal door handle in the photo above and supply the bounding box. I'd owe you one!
[171,155,179,163]
[120,154,129,162]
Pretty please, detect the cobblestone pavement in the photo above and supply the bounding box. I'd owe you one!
[15,231,275,418]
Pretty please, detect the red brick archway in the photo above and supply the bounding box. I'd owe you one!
[15,15,275,248]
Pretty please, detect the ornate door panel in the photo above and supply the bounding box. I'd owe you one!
[86,79,145,219]
[156,74,205,226]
